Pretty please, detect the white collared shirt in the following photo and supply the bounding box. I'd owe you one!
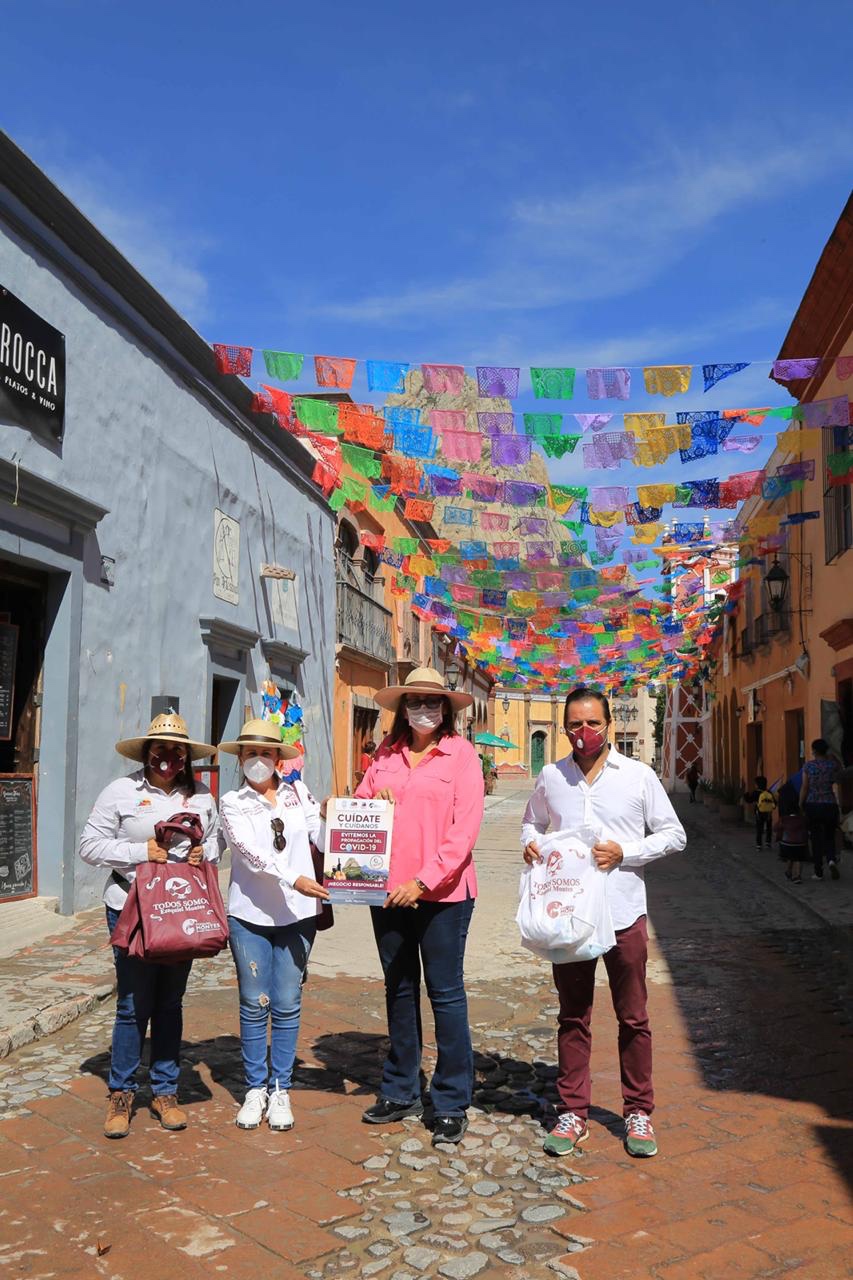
[220,779,322,928]
[520,747,686,931]
[78,770,220,909]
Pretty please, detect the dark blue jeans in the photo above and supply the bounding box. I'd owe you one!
[105,907,192,1095]
[805,803,839,875]
[371,897,475,1117]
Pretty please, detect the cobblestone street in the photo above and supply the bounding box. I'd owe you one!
[1,784,851,1280]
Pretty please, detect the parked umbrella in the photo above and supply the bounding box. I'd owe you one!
[475,732,520,750]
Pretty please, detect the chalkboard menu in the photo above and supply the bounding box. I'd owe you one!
[0,622,17,742]
[0,775,35,900]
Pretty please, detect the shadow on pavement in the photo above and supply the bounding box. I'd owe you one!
[648,799,853,1193]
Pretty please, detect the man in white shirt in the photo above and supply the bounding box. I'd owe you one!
[522,687,685,1159]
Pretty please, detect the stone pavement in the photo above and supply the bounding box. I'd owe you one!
[0,782,851,1279]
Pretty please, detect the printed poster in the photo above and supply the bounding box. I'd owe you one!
[324,797,393,905]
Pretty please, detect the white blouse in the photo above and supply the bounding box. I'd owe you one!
[78,771,220,909]
[220,778,323,928]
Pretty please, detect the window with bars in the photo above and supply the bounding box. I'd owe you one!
[824,422,852,563]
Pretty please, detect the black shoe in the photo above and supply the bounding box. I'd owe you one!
[431,1115,469,1146]
[362,1097,424,1125]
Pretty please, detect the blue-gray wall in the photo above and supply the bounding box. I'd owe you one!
[0,187,335,911]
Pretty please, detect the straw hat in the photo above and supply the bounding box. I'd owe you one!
[115,713,216,762]
[217,718,300,760]
[374,666,473,712]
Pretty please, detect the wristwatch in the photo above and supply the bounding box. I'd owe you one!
[414,878,428,893]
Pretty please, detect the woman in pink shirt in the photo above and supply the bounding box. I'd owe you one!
[355,667,485,1146]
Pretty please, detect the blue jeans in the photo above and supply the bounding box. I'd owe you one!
[371,897,475,1116]
[105,907,192,1095]
[228,914,316,1090]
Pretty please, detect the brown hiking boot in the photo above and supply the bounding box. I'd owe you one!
[151,1094,187,1130]
[104,1089,133,1139]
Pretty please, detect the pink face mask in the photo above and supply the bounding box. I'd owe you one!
[568,725,609,758]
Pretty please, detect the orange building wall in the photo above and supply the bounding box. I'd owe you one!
[707,337,853,794]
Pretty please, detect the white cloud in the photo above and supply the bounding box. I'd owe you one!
[478,297,791,371]
[313,139,839,325]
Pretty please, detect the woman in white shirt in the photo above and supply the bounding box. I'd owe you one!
[78,713,219,1140]
[218,719,329,1132]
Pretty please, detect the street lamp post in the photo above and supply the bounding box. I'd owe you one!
[613,702,639,756]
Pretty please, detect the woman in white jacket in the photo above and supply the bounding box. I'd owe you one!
[78,713,219,1140]
[218,719,329,1132]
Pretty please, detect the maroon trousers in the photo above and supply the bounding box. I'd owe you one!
[551,915,653,1119]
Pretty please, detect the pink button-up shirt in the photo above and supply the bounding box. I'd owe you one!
[355,733,484,902]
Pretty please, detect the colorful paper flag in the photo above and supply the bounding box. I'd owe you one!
[213,343,252,376]
[476,366,520,397]
[314,355,357,388]
[585,367,631,400]
[643,365,692,396]
[773,358,823,382]
[263,350,304,380]
[702,363,749,392]
[421,363,466,394]
[440,431,483,462]
[530,367,576,399]
[366,360,409,392]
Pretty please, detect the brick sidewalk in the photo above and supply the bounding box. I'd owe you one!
[1,792,852,1278]
[1,939,851,1278]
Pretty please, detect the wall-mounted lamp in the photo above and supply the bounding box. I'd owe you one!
[501,694,511,714]
[763,557,789,612]
[100,555,116,587]
[445,662,460,692]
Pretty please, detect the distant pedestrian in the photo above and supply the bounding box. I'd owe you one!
[522,687,686,1160]
[358,739,377,783]
[743,776,775,849]
[78,714,219,1140]
[218,720,329,1133]
[775,782,806,885]
[686,762,700,803]
[800,739,842,881]
[348,667,485,1147]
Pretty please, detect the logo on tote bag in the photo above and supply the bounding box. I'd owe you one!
[164,877,192,899]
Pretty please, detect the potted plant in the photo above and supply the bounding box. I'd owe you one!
[702,781,718,811]
[718,781,742,823]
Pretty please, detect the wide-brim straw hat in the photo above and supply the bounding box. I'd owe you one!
[217,717,300,760]
[116,713,216,762]
[374,666,473,712]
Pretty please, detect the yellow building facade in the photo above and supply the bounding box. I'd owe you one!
[492,687,658,777]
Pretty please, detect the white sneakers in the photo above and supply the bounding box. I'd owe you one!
[266,1084,294,1131]
[235,1084,294,1131]
[236,1086,268,1129]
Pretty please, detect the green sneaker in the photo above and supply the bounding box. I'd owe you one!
[543,1111,589,1156]
[625,1111,657,1157]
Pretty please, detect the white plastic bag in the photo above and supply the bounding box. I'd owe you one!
[516,829,616,964]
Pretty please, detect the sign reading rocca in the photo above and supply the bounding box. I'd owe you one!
[0,286,66,441]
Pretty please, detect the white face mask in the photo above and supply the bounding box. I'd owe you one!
[243,755,277,784]
[405,706,444,734]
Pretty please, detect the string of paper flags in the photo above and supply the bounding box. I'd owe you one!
[212,344,853,398]
[208,340,852,693]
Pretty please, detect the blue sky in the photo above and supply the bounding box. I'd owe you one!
[4,0,853,501]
